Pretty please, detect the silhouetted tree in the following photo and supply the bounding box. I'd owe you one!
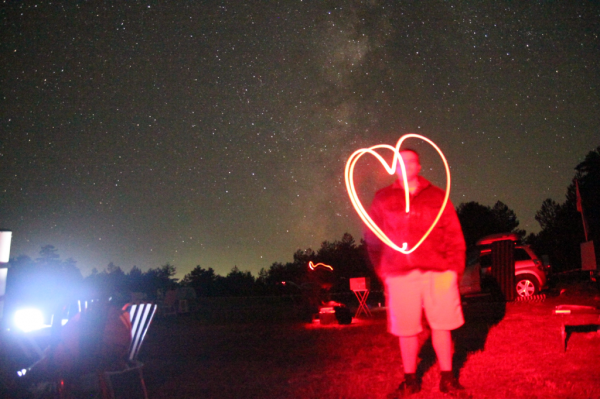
[221,266,256,296]
[265,233,379,295]
[312,233,379,292]
[527,146,600,272]
[181,266,217,297]
[126,266,144,293]
[257,268,268,284]
[457,201,523,248]
[255,268,269,295]
[37,245,60,264]
[142,263,178,298]
[526,184,584,272]
[82,262,127,299]
[266,260,308,287]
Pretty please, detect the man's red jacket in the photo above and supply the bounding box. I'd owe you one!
[365,176,466,278]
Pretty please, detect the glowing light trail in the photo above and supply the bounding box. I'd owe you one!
[344,134,451,254]
[308,261,334,271]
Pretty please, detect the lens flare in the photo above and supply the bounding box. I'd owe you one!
[14,308,45,332]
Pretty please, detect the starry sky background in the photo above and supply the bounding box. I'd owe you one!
[1,1,599,279]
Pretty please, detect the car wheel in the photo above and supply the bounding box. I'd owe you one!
[515,274,539,297]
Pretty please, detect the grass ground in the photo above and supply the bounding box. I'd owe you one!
[141,277,600,399]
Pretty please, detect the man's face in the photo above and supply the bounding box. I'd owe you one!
[396,150,421,181]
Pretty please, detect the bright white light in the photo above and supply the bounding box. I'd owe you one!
[14,308,45,332]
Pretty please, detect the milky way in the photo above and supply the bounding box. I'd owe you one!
[2,1,598,278]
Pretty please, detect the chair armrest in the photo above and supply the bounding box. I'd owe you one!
[554,305,600,315]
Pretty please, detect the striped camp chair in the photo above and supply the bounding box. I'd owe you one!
[127,303,157,363]
[99,302,157,399]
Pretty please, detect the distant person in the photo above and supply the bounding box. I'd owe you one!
[365,149,468,398]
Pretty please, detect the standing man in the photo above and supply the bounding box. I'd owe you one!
[366,149,467,398]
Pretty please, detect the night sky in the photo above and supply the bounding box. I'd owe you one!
[2,1,599,279]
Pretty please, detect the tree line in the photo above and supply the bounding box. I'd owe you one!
[4,146,599,304]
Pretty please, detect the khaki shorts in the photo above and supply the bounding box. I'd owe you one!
[385,270,464,336]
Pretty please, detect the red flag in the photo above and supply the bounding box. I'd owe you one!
[576,179,589,241]
[576,179,583,213]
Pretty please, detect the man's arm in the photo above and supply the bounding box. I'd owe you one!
[365,198,384,275]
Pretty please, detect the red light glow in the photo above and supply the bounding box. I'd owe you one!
[319,306,335,314]
[308,261,334,271]
[344,134,451,254]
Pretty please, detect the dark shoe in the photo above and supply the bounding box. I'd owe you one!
[440,373,471,398]
[387,379,421,398]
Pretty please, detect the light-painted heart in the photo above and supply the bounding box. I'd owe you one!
[344,134,451,254]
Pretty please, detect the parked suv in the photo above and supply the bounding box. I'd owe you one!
[475,233,549,297]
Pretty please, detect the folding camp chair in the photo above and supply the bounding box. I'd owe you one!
[99,360,147,399]
[127,303,157,362]
[553,304,600,352]
[98,302,157,399]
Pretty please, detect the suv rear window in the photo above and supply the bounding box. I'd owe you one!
[514,248,532,261]
[480,253,492,267]
[479,248,532,267]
